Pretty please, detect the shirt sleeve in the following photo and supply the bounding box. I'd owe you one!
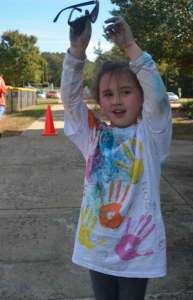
[130,52,172,165]
[61,49,87,134]
[61,50,105,160]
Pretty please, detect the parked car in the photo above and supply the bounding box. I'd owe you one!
[167,92,179,102]
[46,91,61,99]
[37,90,46,99]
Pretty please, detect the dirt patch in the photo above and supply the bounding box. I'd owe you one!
[172,108,193,124]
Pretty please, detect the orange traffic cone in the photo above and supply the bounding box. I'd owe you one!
[41,105,58,136]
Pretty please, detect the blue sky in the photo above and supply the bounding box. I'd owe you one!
[1,0,119,61]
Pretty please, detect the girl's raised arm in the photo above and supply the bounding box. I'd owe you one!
[105,16,171,132]
[61,18,92,134]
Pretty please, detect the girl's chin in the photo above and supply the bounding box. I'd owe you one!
[110,121,136,129]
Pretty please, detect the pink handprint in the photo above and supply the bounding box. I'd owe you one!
[115,215,155,260]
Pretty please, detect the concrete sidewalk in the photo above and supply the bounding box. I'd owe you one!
[0,101,193,300]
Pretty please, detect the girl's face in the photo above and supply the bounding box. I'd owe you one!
[99,72,143,128]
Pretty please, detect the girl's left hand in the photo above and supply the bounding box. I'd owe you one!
[104,16,135,52]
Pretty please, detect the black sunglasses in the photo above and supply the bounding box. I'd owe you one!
[53,1,99,35]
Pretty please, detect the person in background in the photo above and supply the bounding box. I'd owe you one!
[0,76,7,138]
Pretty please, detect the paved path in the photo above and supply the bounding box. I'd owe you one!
[0,101,193,300]
[171,103,182,108]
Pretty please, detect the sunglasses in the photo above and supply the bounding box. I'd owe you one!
[53,1,99,36]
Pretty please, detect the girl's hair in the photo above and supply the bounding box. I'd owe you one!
[91,60,144,104]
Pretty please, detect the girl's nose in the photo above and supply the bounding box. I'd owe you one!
[111,92,121,105]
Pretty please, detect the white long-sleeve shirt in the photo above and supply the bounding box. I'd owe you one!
[61,51,172,278]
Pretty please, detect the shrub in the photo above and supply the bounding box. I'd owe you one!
[180,101,193,119]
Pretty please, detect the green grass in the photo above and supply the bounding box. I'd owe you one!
[0,99,59,138]
[179,98,193,103]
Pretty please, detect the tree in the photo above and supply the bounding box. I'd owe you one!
[93,41,110,72]
[0,30,46,87]
[93,40,129,74]
[83,60,95,88]
[41,52,65,87]
[106,0,193,76]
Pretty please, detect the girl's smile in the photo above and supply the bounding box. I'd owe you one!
[99,73,143,128]
[112,110,126,118]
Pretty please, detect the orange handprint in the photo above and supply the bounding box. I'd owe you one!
[99,180,131,229]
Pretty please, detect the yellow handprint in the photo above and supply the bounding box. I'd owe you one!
[79,206,105,249]
[113,138,144,184]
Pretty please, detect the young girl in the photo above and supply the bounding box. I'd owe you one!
[61,16,172,300]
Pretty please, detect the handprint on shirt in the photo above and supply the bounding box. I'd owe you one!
[99,180,131,229]
[86,110,106,187]
[113,138,144,184]
[115,215,155,260]
[86,126,105,187]
[88,109,106,136]
[79,206,105,249]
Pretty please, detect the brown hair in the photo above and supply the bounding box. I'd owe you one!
[91,60,144,104]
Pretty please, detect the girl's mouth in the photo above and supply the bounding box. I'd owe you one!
[113,110,126,117]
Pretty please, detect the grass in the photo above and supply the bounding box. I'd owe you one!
[0,99,59,138]
[85,98,193,141]
[179,98,193,102]
[172,109,193,141]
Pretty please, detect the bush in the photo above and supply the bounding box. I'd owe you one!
[180,101,193,119]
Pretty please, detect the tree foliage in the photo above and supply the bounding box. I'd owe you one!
[41,52,65,87]
[93,40,129,74]
[41,52,95,88]
[107,0,193,76]
[83,60,95,88]
[0,30,46,87]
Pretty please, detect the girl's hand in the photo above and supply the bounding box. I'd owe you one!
[69,15,92,61]
[105,16,135,51]
[104,16,143,61]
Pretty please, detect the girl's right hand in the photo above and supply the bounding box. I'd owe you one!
[69,16,92,61]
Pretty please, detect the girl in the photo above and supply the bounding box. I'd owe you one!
[61,16,172,300]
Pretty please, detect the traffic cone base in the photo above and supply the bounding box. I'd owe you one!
[41,105,58,136]
[41,132,58,136]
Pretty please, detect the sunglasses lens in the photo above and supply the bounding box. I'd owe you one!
[74,18,86,35]
[91,4,98,23]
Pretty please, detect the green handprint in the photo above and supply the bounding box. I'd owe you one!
[79,206,105,249]
[113,138,144,184]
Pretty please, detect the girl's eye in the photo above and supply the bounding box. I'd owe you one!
[105,93,113,97]
[123,91,130,95]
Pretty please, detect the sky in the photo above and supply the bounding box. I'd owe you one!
[1,0,119,61]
